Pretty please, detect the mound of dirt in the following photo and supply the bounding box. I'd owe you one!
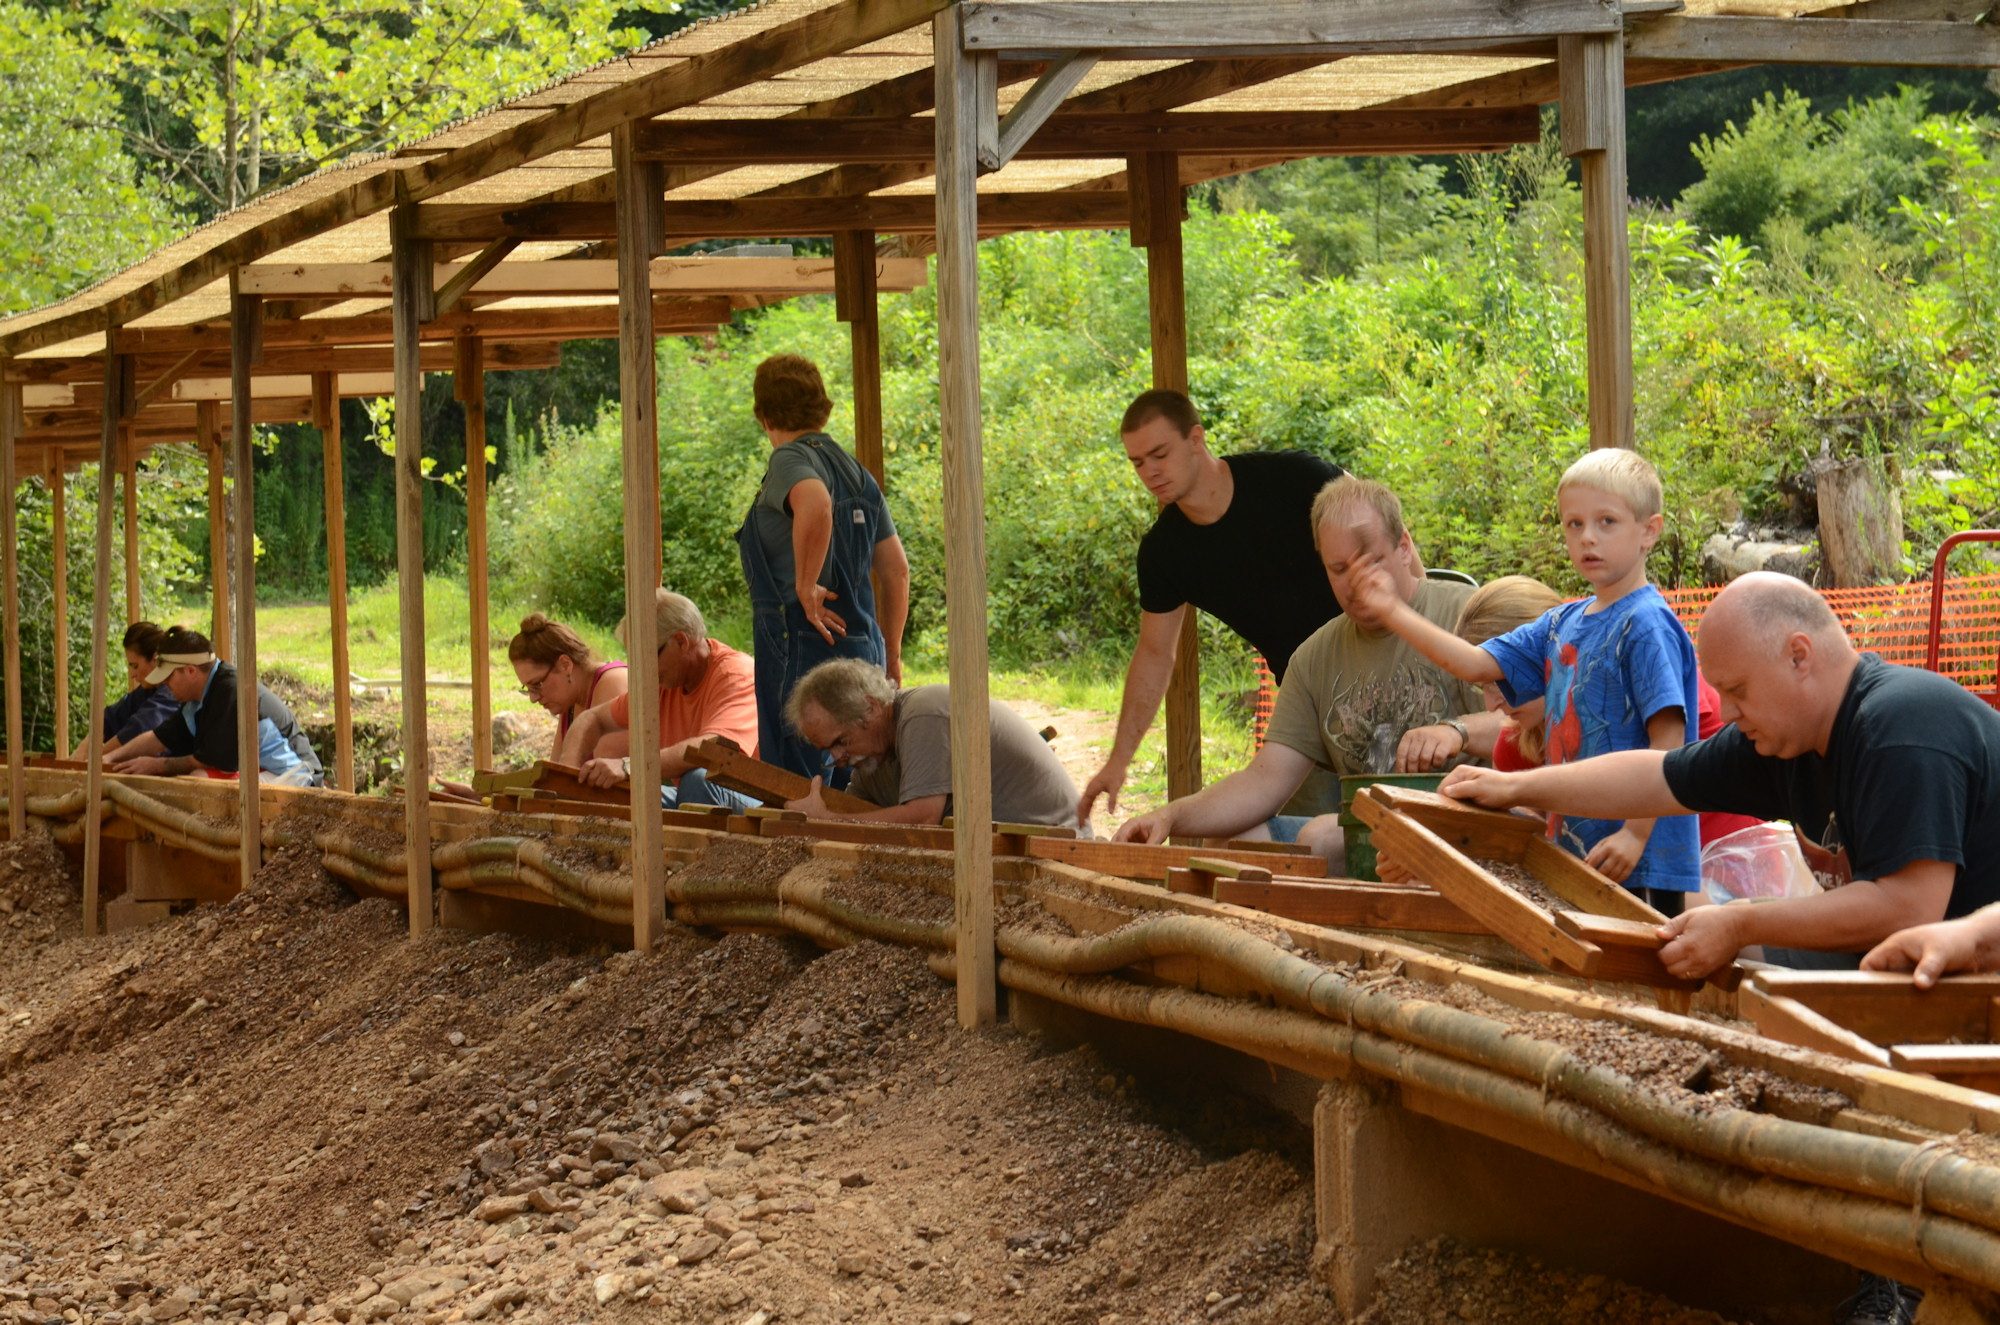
[0,831,1342,1324]
[0,826,1775,1325]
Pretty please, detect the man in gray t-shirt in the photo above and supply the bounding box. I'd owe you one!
[782,660,1080,831]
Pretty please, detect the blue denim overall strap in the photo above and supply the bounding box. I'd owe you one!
[737,436,886,779]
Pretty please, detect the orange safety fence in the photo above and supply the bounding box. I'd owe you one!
[1659,573,2000,696]
[1248,572,2000,748]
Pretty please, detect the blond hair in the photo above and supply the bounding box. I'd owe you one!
[1558,448,1663,522]
[1310,475,1405,553]
[1454,576,1562,649]
[1454,576,1563,767]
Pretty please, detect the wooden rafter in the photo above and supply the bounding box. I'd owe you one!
[1626,14,2000,65]
[955,0,1621,58]
[235,256,928,299]
[410,190,1137,242]
[626,107,1539,165]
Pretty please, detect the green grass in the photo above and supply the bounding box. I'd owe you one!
[177,577,1269,806]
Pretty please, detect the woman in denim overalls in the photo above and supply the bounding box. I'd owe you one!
[737,356,910,779]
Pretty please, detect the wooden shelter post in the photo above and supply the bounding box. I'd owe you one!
[121,438,140,621]
[82,348,130,936]
[2,380,23,838]
[1559,33,1634,450]
[198,402,232,661]
[613,123,666,949]
[935,9,998,1029]
[454,336,493,773]
[391,206,436,935]
[1132,151,1201,801]
[47,455,68,757]
[228,279,263,895]
[833,230,885,485]
[312,374,355,791]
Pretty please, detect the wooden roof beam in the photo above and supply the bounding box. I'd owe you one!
[627,108,1536,166]
[235,256,928,299]
[1625,14,2000,65]
[413,190,1136,242]
[0,0,946,359]
[954,0,1619,59]
[118,299,733,355]
[8,340,562,388]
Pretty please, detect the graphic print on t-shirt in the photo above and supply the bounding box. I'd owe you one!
[1316,663,1462,777]
[1795,814,1854,892]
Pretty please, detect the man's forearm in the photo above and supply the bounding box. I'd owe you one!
[661,737,698,781]
[1736,880,1949,954]
[1511,751,1686,819]
[1106,640,1177,771]
[876,563,909,661]
[1161,752,1303,839]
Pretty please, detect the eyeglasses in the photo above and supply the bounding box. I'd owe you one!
[518,666,554,699]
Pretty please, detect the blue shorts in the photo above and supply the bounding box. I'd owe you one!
[1266,814,1310,844]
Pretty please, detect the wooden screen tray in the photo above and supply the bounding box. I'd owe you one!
[1350,784,1739,991]
[684,736,880,815]
[471,761,631,806]
[1745,971,2000,1093]
[1179,863,1489,936]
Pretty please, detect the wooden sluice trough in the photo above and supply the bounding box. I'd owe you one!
[6,759,2000,1321]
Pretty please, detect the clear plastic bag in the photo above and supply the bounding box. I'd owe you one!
[1700,821,1821,906]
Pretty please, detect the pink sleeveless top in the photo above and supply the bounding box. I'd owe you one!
[556,661,627,741]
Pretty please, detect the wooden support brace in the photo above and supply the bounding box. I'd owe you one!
[983,51,1102,171]
[614,121,667,951]
[937,7,999,1029]
[198,403,231,661]
[313,374,355,792]
[832,230,885,484]
[432,238,521,319]
[1559,31,1633,451]
[2,380,22,836]
[390,206,435,935]
[82,347,129,934]
[454,336,492,774]
[47,453,68,756]
[228,279,263,896]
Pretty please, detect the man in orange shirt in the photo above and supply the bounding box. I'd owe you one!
[555,589,760,810]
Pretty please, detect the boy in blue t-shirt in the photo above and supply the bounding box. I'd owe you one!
[1347,449,1702,910]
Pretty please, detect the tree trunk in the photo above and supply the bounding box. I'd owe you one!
[1817,456,1903,588]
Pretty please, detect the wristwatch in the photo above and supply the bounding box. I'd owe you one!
[1442,717,1469,749]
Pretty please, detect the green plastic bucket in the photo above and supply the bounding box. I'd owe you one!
[1338,772,1443,881]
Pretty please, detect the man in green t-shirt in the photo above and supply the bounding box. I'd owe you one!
[1113,476,1496,862]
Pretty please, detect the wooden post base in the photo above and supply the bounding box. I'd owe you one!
[1311,1077,1851,1323]
[104,898,174,933]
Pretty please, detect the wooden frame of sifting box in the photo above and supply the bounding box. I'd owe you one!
[1350,784,1741,993]
[1745,970,2000,1094]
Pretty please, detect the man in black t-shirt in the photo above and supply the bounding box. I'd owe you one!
[1077,389,1344,826]
[1435,573,2000,980]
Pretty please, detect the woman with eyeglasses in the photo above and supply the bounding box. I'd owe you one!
[508,613,629,760]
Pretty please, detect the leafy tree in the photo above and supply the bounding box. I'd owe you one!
[53,0,700,213]
[0,2,183,312]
